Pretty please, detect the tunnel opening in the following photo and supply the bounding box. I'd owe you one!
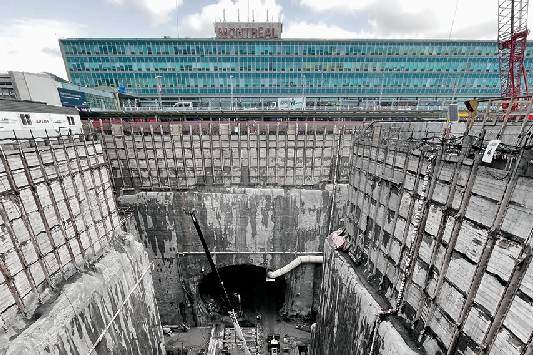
[198,264,286,324]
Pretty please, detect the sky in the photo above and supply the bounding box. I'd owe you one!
[0,0,531,79]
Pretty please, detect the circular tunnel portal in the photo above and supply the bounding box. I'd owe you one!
[198,264,286,323]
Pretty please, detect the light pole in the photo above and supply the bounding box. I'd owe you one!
[301,74,306,110]
[155,75,163,110]
[378,67,386,110]
[230,75,234,111]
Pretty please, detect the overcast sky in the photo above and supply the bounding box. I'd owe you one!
[0,0,530,79]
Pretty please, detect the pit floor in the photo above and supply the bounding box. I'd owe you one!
[164,319,311,354]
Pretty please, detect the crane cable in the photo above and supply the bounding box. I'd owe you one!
[449,0,460,40]
[187,210,252,355]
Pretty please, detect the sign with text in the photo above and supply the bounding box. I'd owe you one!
[215,22,282,39]
[58,88,88,109]
[482,139,501,164]
[278,97,306,110]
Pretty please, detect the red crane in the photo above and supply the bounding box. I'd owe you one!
[498,0,529,98]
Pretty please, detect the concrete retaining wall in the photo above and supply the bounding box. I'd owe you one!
[119,185,347,325]
[2,235,164,354]
[0,135,120,331]
[337,120,533,354]
[311,238,421,355]
[101,121,356,190]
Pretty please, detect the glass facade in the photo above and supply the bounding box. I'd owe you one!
[59,38,533,107]
[59,83,118,111]
[0,73,16,98]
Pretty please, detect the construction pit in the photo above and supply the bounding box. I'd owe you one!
[119,186,334,355]
[164,264,312,355]
[3,107,533,355]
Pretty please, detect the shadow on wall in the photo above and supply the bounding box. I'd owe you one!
[198,264,286,323]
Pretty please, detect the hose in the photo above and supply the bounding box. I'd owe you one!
[266,256,324,279]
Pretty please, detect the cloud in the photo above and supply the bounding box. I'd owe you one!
[364,0,436,35]
[181,0,283,37]
[283,20,430,40]
[298,0,530,40]
[0,19,83,79]
[453,20,495,40]
[42,47,61,57]
[284,21,360,39]
[107,0,182,24]
[300,0,374,12]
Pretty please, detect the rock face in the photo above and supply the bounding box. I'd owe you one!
[0,138,122,330]
[0,137,165,354]
[311,238,421,355]
[101,122,354,190]
[4,235,165,355]
[119,185,347,325]
[314,121,533,354]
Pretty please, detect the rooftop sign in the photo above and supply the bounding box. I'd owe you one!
[214,22,282,39]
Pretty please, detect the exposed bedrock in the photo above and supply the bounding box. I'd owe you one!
[311,237,421,355]
[119,185,347,325]
[3,235,164,354]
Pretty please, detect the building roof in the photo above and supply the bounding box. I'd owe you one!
[59,37,499,44]
[0,99,79,115]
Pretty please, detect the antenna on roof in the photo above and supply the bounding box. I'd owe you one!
[223,9,226,22]
[247,0,250,22]
[252,10,255,22]
[175,0,179,38]
[238,8,240,22]
[266,9,269,22]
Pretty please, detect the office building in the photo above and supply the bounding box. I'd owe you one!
[59,22,533,109]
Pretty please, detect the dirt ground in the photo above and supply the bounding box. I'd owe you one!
[165,327,212,354]
[165,319,310,355]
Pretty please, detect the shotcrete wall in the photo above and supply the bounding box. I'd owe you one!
[119,185,347,325]
[101,121,355,190]
[0,134,164,354]
[312,238,420,355]
[0,135,120,329]
[4,235,164,354]
[85,112,533,353]
[317,120,533,354]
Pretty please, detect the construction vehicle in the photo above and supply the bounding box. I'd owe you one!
[267,334,281,355]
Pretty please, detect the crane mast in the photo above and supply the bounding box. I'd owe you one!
[498,0,530,98]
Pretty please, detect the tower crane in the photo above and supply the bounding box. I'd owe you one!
[498,0,530,98]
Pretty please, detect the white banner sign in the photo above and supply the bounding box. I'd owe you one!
[277,97,306,110]
[482,139,501,163]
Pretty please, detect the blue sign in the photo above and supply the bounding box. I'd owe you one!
[58,88,88,108]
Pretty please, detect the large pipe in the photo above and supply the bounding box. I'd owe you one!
[266,256,324,279]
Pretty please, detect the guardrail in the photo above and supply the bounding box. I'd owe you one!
[121,106,448,113]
